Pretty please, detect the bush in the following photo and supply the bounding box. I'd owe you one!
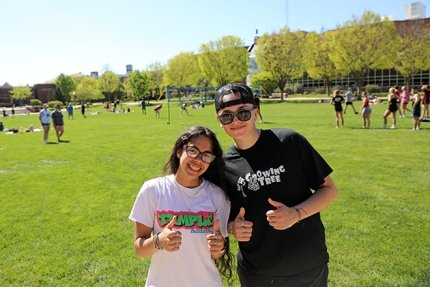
[366,84,382,93]
[285,83,305,95]
[30,99,42,106]
[48,100,63,109]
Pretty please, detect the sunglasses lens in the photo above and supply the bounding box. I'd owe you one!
[236,110,252,121]
[219,113,234,125]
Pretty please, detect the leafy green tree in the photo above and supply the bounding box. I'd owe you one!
[164,52,201,88]
[55,74,76,103]
[99,71,121,102]
[198,35,249,86]
[124,70,149,101]
[303,31,338,96]
[255,28,306,101]
[75,77,103,102]
[11,86,32,102]
[146,62,164,100]
[394,20,430,88]
[328,11,398,97]
[250,72,278,96]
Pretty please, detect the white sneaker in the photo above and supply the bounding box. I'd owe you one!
[391,125,396,129]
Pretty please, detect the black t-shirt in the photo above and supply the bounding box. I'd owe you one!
[332,95,344,111]
[223,128,333,277]
[51,111,64,126]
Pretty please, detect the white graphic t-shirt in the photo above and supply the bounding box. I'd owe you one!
[129,174,230,287]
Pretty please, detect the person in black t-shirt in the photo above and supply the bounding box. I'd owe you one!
[52,104,65,142]
[330,90,345,128]
[214,83,338,287]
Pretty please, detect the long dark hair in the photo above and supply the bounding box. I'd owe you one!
[164,125,225,190]
[163,125,234,284]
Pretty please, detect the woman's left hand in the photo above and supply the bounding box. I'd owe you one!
[206,219,225,258]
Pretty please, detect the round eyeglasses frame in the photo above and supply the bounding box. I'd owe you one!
[184,145,216,164]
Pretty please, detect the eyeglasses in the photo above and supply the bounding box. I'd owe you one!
[185,145,216,164]
[217,109,254,125]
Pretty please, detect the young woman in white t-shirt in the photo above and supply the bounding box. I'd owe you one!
[130,126,233,286]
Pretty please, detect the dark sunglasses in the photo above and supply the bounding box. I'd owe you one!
[217,109,254,125]
[185,145,216,164]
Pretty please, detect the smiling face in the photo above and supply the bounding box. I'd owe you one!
[175,135,213,188]
[217,93,259,148]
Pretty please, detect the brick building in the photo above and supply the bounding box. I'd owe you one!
[0,82,56,106]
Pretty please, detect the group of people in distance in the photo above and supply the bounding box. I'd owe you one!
[130,83,338,286]
[39,103,65,143]
[331,85,430,130]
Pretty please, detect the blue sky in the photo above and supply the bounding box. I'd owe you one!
[1,0,429,86]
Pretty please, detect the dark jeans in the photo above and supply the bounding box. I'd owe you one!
[237,264,328,287]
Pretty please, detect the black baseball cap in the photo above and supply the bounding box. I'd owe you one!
[214,83,256,112]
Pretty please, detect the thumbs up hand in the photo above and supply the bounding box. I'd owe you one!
[206,219,225,259]
[229,207,253,242]
[266,198,298,230]
[158,215,182,252]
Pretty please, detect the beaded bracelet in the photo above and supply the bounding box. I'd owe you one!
[154,232,163,250]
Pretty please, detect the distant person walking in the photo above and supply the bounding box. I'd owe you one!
[383,87,399,129]
[66,103,74,120]
[39,103,51,144]
[344,88,358,114]
[11,105,15,116]
[411,88,421,130]
[399,86,410,118]
[180,102,188,116]
[2,107,7,118]
[141,99,146,114]
[330,90,344,128]
[421,84,430,118]
[81,102,86,118]
[154,103,162,118]
[360,91,372,129]
[52,104,65,142]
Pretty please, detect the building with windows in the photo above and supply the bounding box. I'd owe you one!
[247,17,430,92]
[405,2,426,19]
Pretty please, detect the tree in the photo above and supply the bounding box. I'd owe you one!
[328,11,399,97]
[198,35,249,86]
[255,28,306,101]
[124,70,149,101]
[394,20,430,88]
[146,62,164,100]
[75,77,103,102]
[11,86,32,104]
[303,31,339,96]
[164,52,201,88]
[99,71,121,102]
[55,74,76,103]
[249,72,278,96]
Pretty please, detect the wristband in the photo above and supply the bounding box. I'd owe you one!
[154,232,163,250]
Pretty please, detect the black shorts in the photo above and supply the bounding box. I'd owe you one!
[346,102,353,105]
[237,263,328,287]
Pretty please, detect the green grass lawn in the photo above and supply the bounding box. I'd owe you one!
[1,101,429,286]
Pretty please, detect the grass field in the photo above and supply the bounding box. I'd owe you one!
[1,101,429,286]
